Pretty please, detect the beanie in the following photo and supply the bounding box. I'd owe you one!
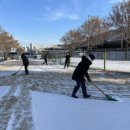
[89,54,95,60]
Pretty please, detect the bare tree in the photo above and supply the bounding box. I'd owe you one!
[60,29,84,51]
[80,16,110,51]
[16,46,25,54]
[109,0,130,48]
[60,16,111,52]
[60,1,130,52]
[0,30,22,53]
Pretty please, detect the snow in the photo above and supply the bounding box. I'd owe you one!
[0,59,130,130]
[0,86,10,99]
[13,86,21,97]
[70,58,130,72]
[6,109,15,130]
[31,91,130,130]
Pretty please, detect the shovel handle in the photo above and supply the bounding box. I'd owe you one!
[91,81,106,96]
[11,65,23,75]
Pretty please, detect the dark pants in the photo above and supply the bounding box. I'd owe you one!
[64,60,70,68]
[24,64,29,74]
[72,80,87,97]
[42,59,47,65]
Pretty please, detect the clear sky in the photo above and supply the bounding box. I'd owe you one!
[0,0,121,47]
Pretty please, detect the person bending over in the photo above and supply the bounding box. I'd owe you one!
[72,54,95,98]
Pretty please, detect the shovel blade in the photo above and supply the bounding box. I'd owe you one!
[106,94,121,101]
[11,73,17,76]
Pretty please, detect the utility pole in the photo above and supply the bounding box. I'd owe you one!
[104,50,106,71]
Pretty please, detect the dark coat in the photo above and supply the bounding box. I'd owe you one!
[44,54,47,60]
[72,56,91,82]
[21,54,29,65]
[65,53,71,63]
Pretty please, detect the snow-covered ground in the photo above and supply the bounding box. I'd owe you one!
[70,58,130,72]
[31,92,130,130]
[0,59,130,130]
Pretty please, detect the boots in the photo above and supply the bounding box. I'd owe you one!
[72,95,78,98]
[72,85,79,98]
[72,85,91,99]
[83,94,91,98]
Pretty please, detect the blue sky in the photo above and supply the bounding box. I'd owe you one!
[0,0,121,47]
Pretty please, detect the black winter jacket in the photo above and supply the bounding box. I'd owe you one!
[65,53,71,63]
[72,56,91,82]
[21,54,29,65]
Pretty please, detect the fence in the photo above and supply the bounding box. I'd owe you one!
[0,53,5,62]
[72,48,130,61]
[93,49,130,61]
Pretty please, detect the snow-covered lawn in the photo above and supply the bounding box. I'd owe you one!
[0,59,130,130]
[70,58,130,72]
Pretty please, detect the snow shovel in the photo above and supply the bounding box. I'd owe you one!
[11,65,23,76]
[91,81,119,101]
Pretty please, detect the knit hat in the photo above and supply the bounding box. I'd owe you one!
[88,54,95,60]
